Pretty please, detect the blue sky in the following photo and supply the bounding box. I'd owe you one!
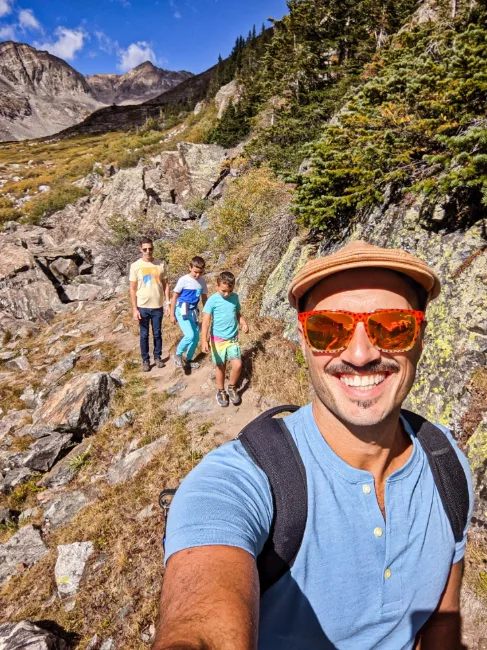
[0,0,288,76]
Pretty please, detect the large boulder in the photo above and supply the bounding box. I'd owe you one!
[0,621,67,650]
[44,491,90,529]
[32,372,119,435]
[0,243,61,321]
[55,541,94,597]
[23,433,74,472]
[215,80,241,119]
[42,352,79,385]
[0,525,48,585]
[107,437,168,485]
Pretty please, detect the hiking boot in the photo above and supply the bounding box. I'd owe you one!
[155,359,165,369]
[142,361,151,372]
[173,354,183,368]
[186,360,200,369]
[216,389,229,407]
[227,385,241,406]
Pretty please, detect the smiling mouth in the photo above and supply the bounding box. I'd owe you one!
[337,373,389,391]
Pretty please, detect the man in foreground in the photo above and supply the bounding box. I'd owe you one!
[152,241,473,649]
[129,237,170,372]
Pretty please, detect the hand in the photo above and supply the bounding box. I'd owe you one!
[170,314,176,325]
[241,320,249,334]
[133,309,141,322]
[201,340,209,354]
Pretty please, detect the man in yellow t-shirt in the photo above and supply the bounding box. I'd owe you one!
[129,237,170,372]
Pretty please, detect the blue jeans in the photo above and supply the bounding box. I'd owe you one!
[139,307,163,363]
[175,305,199,361]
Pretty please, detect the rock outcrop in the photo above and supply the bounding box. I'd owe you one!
[0,621,67,649]
[0,525,48,585]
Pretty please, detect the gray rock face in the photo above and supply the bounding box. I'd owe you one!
[23,433,74,472]
[0,525,48,585]
[44,491,89,529]
[55,541,94,597]
[0,409,32,440]
[0,620,67,650]
[5,355,30,372]
[214,80,241,119]
[0,243,61,321]
[42,352,79,385]
[177,396,214,415]
[33,372,118,434]
[50,258,79,283]
[237,211,298,302]
[1,467,33,494]
[112,410,136,429]
[107,437,168,485]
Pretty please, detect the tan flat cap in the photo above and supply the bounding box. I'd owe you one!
[288,240,441,309]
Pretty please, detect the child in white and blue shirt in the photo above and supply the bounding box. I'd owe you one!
[170,256,208,369]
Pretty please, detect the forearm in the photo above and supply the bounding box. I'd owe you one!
[164,280,170,304]
[170,294,178,318]
[415,612,462,650]
[130,287,138,312]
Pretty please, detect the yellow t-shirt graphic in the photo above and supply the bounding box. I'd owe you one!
[129,258,167,309]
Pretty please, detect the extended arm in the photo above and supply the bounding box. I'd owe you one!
[201,313,212,354]
[130,281,141,321]
[415,561,464,650]
[152,546,259,650]
[201,293,208,308]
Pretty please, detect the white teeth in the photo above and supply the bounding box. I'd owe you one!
[339,374,386,389]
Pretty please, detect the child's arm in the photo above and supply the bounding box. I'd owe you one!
[170,292,179,325]
[237,311,249,334]
[201,313,212,353]
[201,293,208,308]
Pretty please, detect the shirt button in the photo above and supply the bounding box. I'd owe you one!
[363,484,371,494]
[374,527,383,538]
[384,568,392,579]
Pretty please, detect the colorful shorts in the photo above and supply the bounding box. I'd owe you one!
[210,336,241,366]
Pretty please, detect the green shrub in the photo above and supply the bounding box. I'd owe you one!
[295,9,487,230]
[24,184,90,223]
[168,227,214,276]
[208,165,290,249]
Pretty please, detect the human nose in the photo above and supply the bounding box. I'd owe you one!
[340,322,381,366]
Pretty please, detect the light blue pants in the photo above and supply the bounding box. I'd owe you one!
[175,306,200,361]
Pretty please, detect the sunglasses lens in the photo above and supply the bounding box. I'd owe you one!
[368,311,417,351]
[306,312,354,351]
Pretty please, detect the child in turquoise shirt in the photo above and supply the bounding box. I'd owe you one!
[201,271,248,407]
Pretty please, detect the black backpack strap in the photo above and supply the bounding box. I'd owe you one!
[401,409,469,543]
[238,405,307,594]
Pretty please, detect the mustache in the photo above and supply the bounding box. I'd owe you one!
[325,360,400,376]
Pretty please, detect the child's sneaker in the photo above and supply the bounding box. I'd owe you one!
[216,389,229,407]
[227,385,241,406]
[186,360,200,369]
[173,354,183,368]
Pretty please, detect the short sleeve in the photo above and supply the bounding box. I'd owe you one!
[164,440,273,564]
[129,263,137,282]
[203,294,215,315]
[159,261,167,280]
[173,276,186,294]
[436,424,474,564]
[236,295,242,311]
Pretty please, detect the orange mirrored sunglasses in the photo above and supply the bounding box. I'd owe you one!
[298,309,425,353]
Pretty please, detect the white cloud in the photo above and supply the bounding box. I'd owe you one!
[35,26,85,60]
[19,8,43,32]
[169,0,181,18]
[0,24,15,39]
[95,30,119,55]
[0,0,12,18]
[118,41,156,72]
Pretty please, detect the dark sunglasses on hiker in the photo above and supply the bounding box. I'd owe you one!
[142,247,154,252]
[298,309,425,353]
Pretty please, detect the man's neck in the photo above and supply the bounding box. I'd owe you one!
[312,398,412,485]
